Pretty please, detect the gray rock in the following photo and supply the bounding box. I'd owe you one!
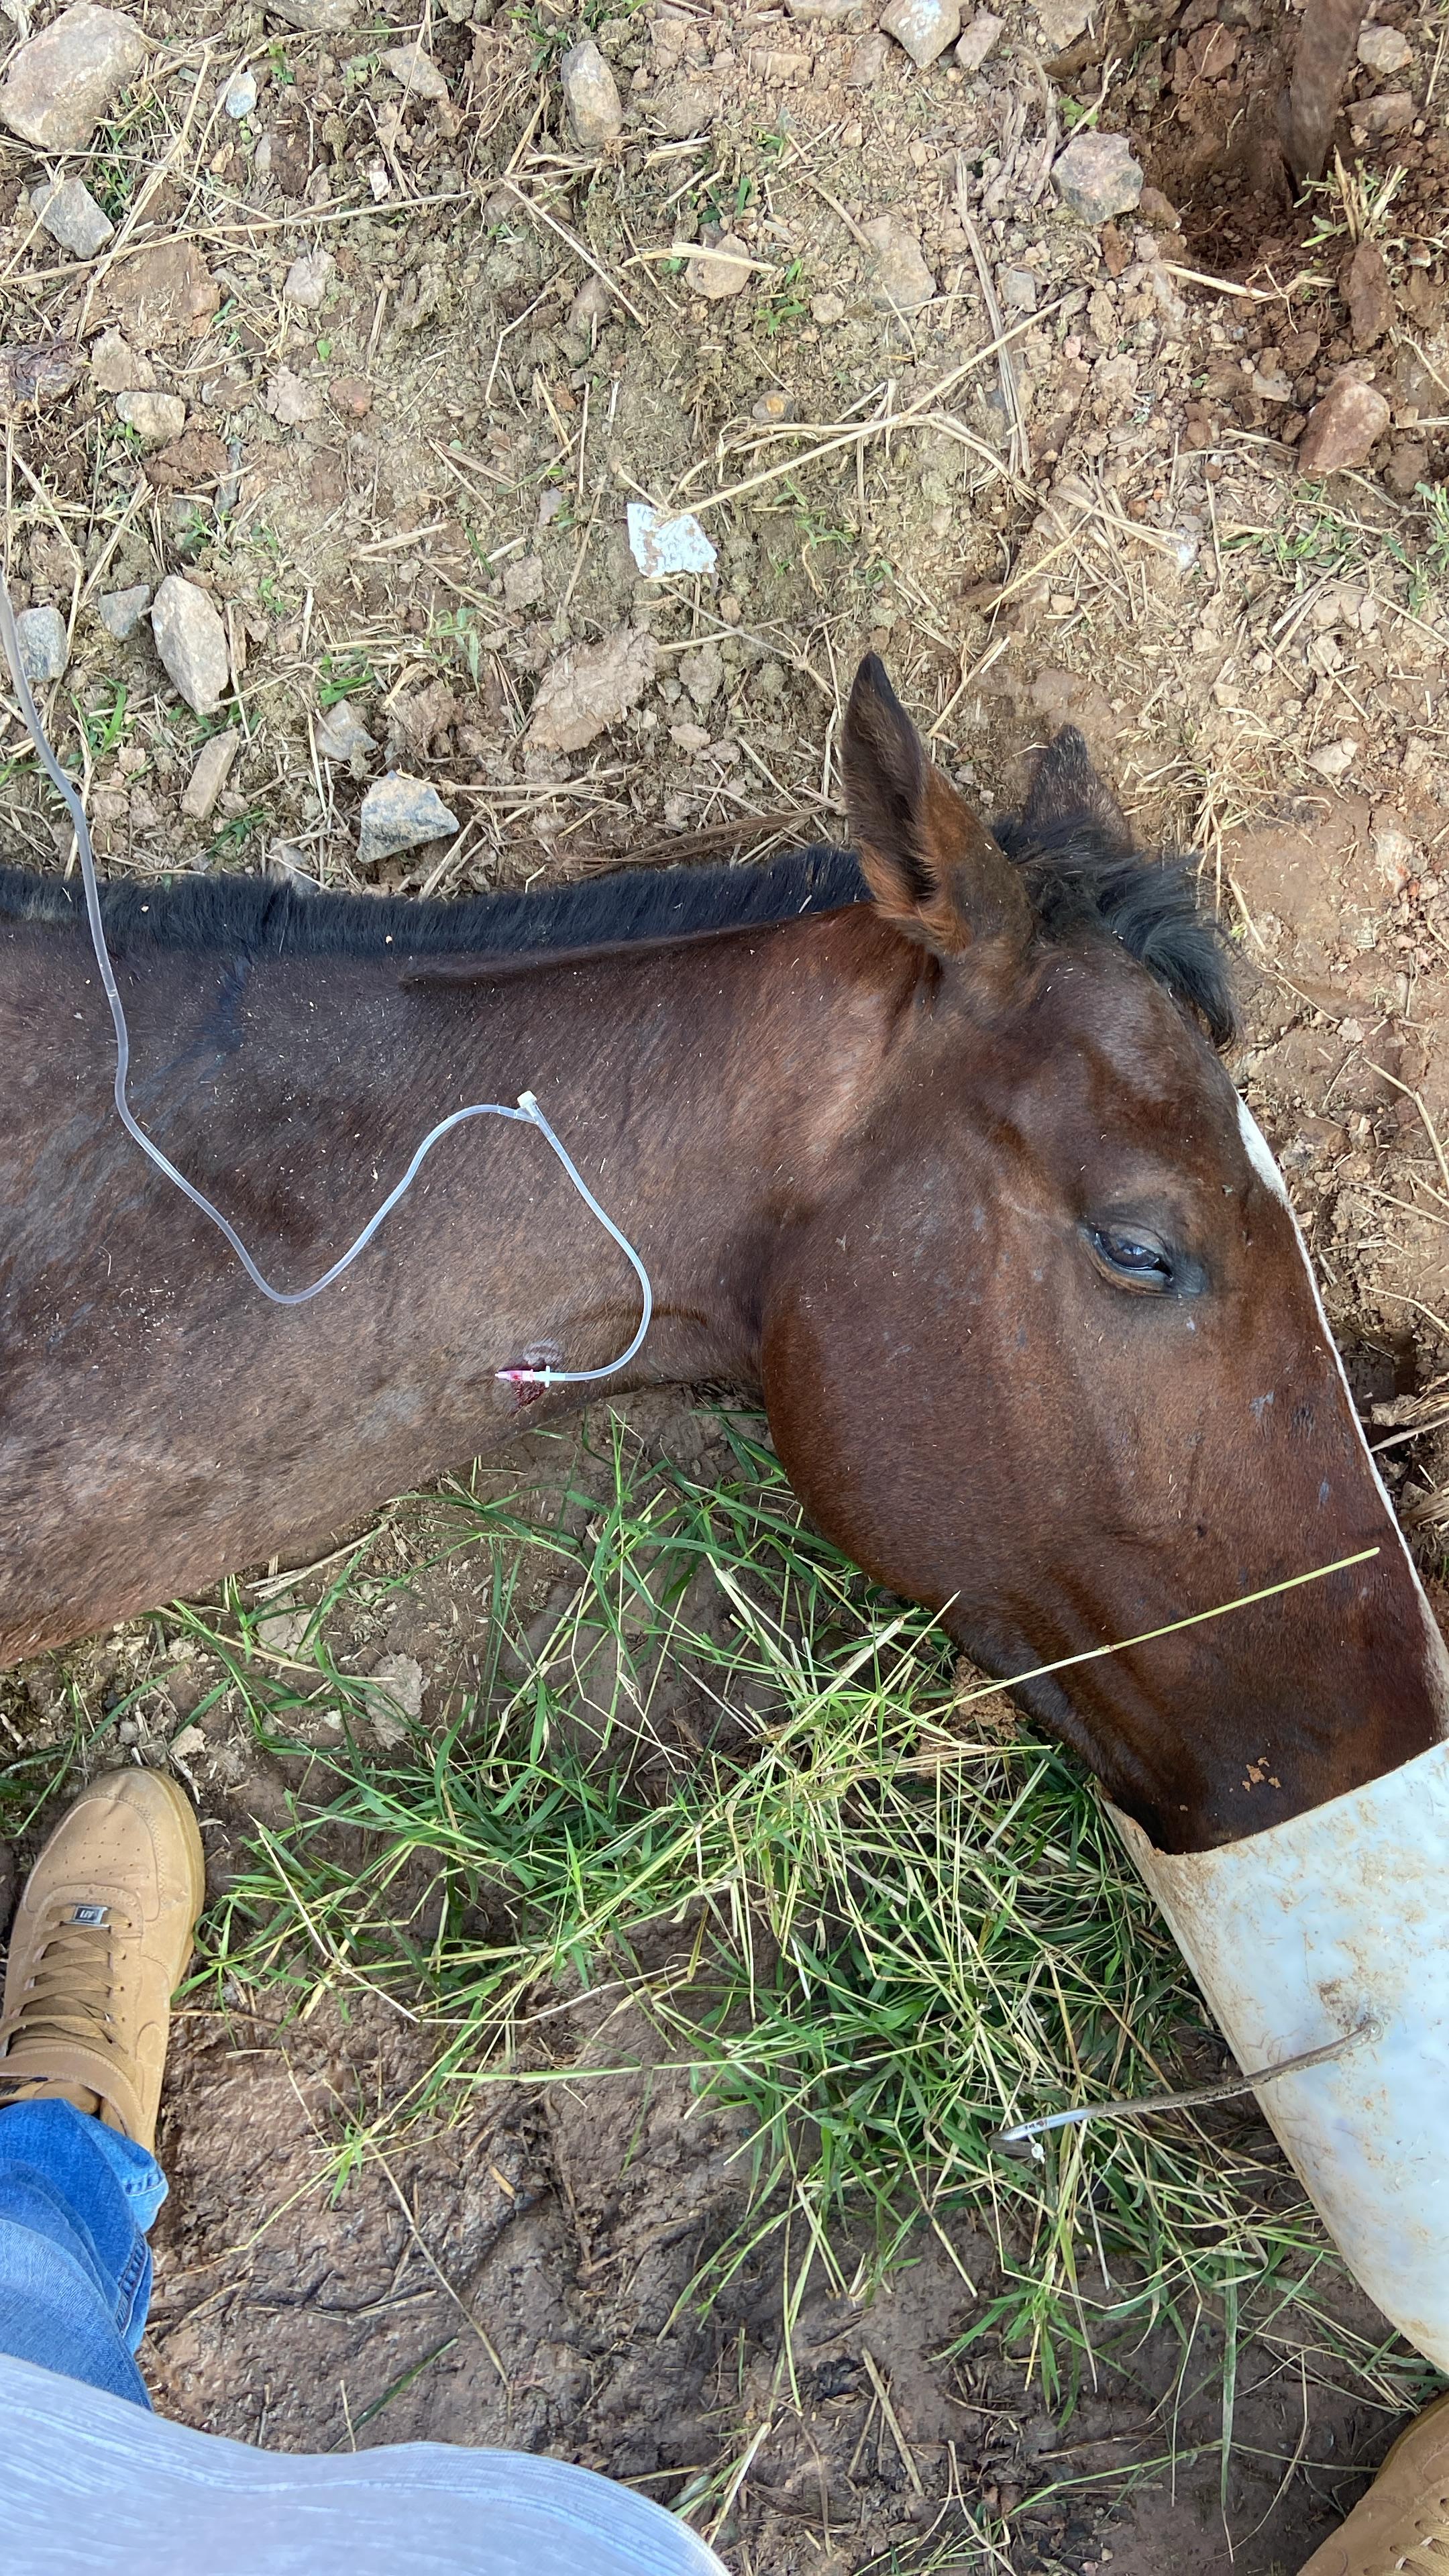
[150,575,229,716]
[115,388,184,443]
[1034,0,1091,44]
[1357,22,1411,73]
[862,215,936,315]
[180,730,241,820]
[527,628,656,754]
[559,36,622,153]
[91,327,152,394]
[14,605,69,684]
[686,230,752,300]
[357,774,459,866]
[880,0,961,65]
[1306,736,1358,781]
[1297,375,1391,476]
[380,42,448,101]
[1350,88,1413,133]
[314,698,376,761]
[1000,265,1039,312]
[0,5,148,151]
[97,582,151,640]
[955,10,1005,69]
[1052,131,1144,224]
[222,67,258,117]
[367,1652,424,1725]
[282,250,334,310]
[30,176,114,258]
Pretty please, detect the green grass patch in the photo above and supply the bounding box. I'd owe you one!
[184,1419,1434,2414]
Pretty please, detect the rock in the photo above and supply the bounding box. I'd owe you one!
[567,276,612,335]
[14,606,68,684]
[150,575,230,715]
[180,730,241,820]
[381,42,448,101]
[0,5,148,151]
[812,291,845,325]
[1385,436,1430,498]
[880,0,961,67]
[847,31,890,83]
[1307,737,1358,781]
[223,67,258,117]
[1034,0,1091,43]
[265,0,359,28]
[502,553,545,610]
[111,242,219,350]
[90,327,152,392]
[357,774,459,866]
[328,374,372,417]
[527,627,656,753]
[1052,131,1144,224]
[97,582,150,640]
[115,388,185,443]
[367,1653,423,1725]
[265,366,322,425]
[282,250,334,310]
[559,35,622,151]
[1341,239,1393,347]
[1357,22,1411,73]
[649,74,715,138]
[686,230,751,299]
[955,9,1004,69]
[1000,265,1039,312]
[0,341,81,416]
[1297,374,1391,474]
[314,698,376,761]
[267,839,317,890]
[862,215,935,314]
[1351,88,1413,133]
[30,177,113,258]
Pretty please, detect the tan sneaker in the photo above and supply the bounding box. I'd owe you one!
[1299,2393,1449,2573]
[0,1770,204,2153]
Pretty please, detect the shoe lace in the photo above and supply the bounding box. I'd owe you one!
[2,1911,125,2061]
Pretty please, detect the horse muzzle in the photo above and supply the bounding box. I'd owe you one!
[1110,1736,1449,2370]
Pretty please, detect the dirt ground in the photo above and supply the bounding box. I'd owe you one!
[2,0,1449,2567]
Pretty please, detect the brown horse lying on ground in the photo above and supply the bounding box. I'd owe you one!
[1,657,1444,1851]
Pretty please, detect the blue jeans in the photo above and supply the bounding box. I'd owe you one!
[0,2098,164,2409]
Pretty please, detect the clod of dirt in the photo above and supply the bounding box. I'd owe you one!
[150,576,230,718]
[1341,239,1393,347]
[862,215,936,315]
[1357,21,1412,72]
[109,243,219,351]
[15,606,68,685]
[847,32,892,85]
[145,427,229,496]
[0,3,148,151]
[1034,0,1091,45]
[686,229,751,300]
[527,628,656,755]
[649,75,716,140]
[90,328,152,394]
[0,342,80,417]
[97,584,150,643]
[559,37,623,154]
[30,177,113,258]
[314,700,376,763]
[955,9,1005,70]
[1307,735,1359,780]
[1350,86,1414,135]
[328,375,372,419]
[381,42,449,103]
[180,732,241,822]
[880,0,961,69]
[115,388,184,443]
[356,774,459,867]
[266,368,322,427]
[282,250,335,311]
[1052,130,1144,223]
[1296,374,1391,475]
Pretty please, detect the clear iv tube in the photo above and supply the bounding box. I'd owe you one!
[0,580,651,1389]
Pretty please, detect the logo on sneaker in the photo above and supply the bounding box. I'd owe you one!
[70,1904,107,1926]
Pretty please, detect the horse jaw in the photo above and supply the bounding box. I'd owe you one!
[1234,1092,1449,1742]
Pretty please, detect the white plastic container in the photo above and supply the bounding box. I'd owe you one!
[1111,1735,1449,2369]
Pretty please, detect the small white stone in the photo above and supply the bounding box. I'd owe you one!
[1307,737,1358,782]
[314,698,376,761]
[955,10,1005,70]
[97,583,151,640]
[862,215,936,315]
[14,604,69,684]
[380,42,448,101]
[357,773,459,866]
[1357,23,1411,74]
[30,176,113,258]
[1000,265,1038,312]
[222,66,258,117]
[115,388,185,442]
[880,0,961,67]
[150,574,230,716]
[282,250,334,311]
[559,34,623,153]
[1034,0,1091,42]
[685,230,752,299]
[180,729,241,820]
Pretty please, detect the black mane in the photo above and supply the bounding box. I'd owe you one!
[0,810,1233,1042]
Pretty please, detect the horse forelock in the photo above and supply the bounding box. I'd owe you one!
[992,810,1237,1052]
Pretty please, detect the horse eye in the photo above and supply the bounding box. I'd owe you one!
[1087,1226,1174,1288]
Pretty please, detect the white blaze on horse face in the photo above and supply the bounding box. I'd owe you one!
[1234,1091,1449,1729]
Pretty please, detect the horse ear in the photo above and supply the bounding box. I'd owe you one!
[1021,723,1132,854]
[842,654,1030,959]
